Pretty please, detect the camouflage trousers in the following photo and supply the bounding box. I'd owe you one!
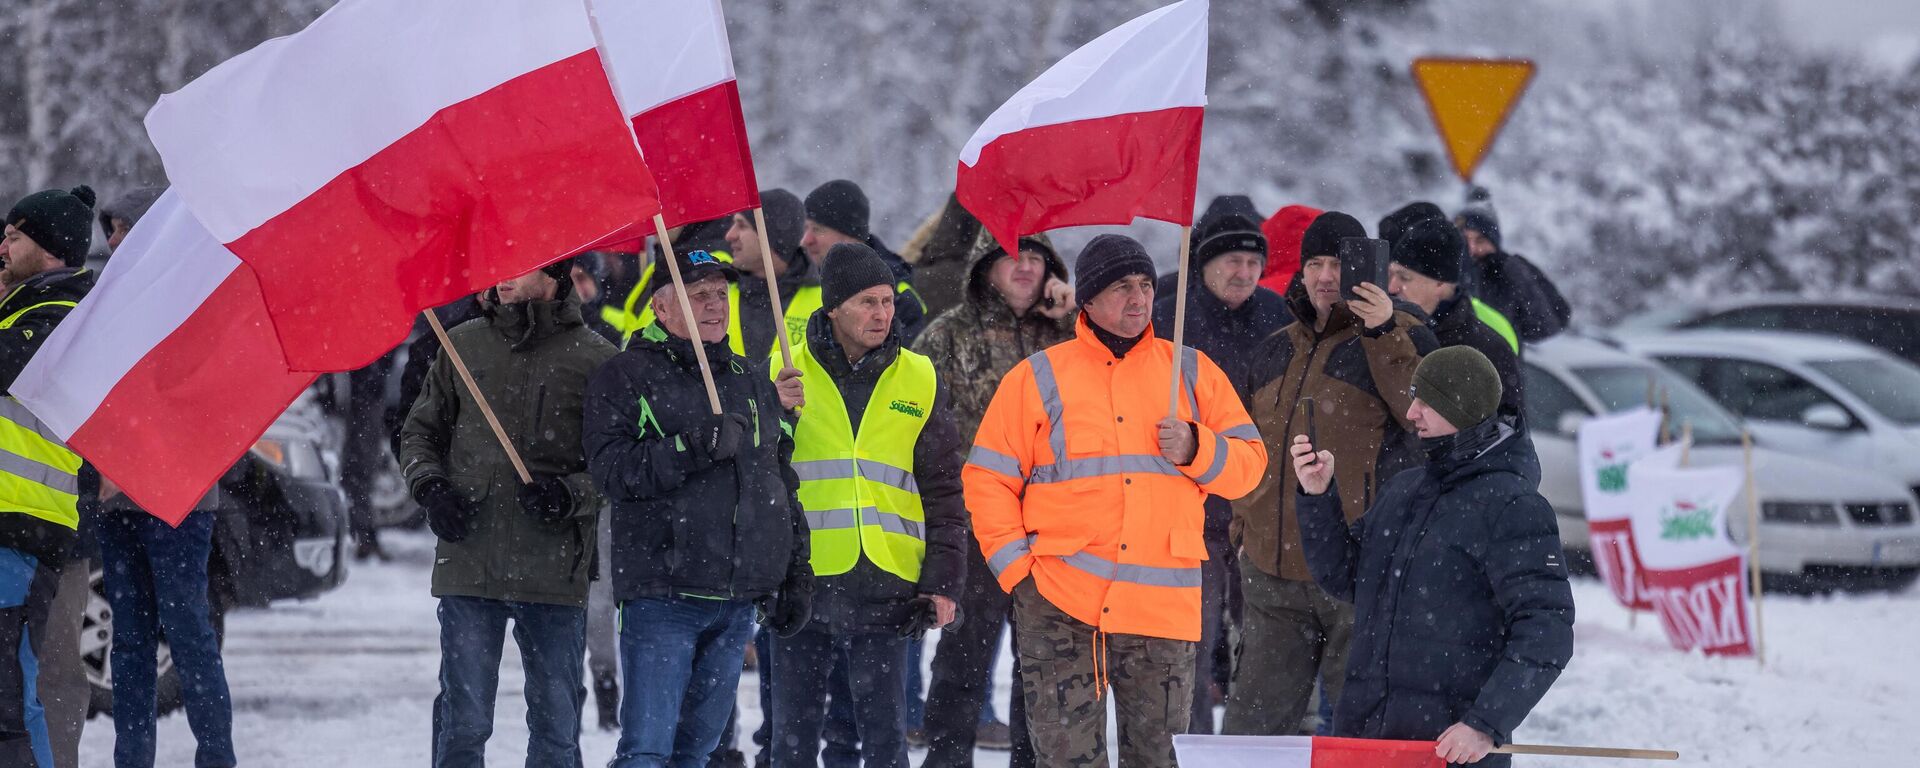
[1012,579,1195,768]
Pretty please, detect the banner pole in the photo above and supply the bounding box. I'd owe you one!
[1743,429,1766,667]
[653,213,725,415]
[1167,225,1194,419]
[424,310,533,484]
[752,207,795,371]
[1493,743,1680,761]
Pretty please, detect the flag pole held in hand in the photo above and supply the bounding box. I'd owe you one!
[754,206,795,370]
[1493,743,1680,761]
[1167,225,1193,419]
[653,213,725,415]
[424,309,532,484]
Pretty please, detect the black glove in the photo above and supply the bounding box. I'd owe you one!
[415,478,477,543]
[688,412,751,465]
[766,571,814,638]
[899,596,940,639]
[517,474,575,522]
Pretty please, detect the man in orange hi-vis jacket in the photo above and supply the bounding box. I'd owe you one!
[964,234,1267,768]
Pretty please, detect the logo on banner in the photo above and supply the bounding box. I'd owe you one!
[1659,498,1718,541]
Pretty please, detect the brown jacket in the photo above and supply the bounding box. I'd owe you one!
[1233,284,1437,581]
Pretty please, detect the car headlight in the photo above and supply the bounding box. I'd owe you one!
[251,438,288,468]
[1761,502,1839,525]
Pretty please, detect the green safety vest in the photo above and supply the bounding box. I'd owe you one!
[1470,297,1521,354]
[611,249,747,356]
[0,299,83,531]
[788,333,937,582]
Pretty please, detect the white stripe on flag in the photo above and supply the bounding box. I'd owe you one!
[958,0,1209,166]
[144,0,597,243]
[589,0,737,116]
[14,190,237,440]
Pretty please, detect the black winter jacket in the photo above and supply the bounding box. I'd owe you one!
[1298,419,1572,756]
[0,267,95,565]
[583,323,810,603]
[1426,295,1524,421]
[1470,251,1570,343]
[801,312,967,632]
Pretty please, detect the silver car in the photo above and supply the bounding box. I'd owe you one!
[1523,336,1920,590]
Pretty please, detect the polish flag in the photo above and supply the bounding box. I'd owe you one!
[13,191,316,525]
[145,0,661,373]
[957,0,1208,257]
[1173,735,1445,768]
[583,0,759,242]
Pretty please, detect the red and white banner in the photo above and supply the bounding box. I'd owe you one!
[1628,461,1755,656]
[1173,735,1443,768]
[956,0,1208,257]
[13,191,315,524]
[1576,407,1665,610]
[585,0,758,241]
[145,0,660,372]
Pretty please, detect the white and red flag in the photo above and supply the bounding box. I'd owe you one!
[1628,460,1756,657]
[956,0,1209,256]
[145,0,661,372]
[12,191,315,524]
[1576,407,1666,610]
[581,0,758,249]
[1173,735,1444,768]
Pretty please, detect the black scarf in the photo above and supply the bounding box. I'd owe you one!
[1087,317,1146,358]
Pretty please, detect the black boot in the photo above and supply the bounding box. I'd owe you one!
[594,670,621,731]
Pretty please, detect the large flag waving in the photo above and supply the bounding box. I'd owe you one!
[145,0,661,372]
[1576,407,1665,610]
[586,0,758,237]
[13,191,315,524]
[1628,460,1756,656]
[956,0,1208,257]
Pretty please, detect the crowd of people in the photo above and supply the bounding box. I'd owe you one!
[0,177,1579,768]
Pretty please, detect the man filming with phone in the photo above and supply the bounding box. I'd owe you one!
[1225,211,1438,737]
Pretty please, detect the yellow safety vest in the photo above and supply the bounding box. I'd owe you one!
[788,334,937,582]
[1471,297,1521,354]
[0,299,83,530]
[781,281,924,354]
[612,249,747,355]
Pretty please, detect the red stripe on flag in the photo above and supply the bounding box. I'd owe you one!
[1309,736,1446,768]
[632,80,760,229]
[226,48,659,372]
[69,266,315,525]
[957,106,1204,257]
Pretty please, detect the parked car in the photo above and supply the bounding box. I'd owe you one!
[1616,293,1920,367]
[85,385,349,715]
[1620,330,1920,505]
[1522,336,1920,591]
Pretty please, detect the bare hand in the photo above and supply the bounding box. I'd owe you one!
[1038,278,1077,320]
[924,594,957,629]
[1348,282,1394,329]
[1291,434,1335,495]
[1435,722,1494,764]
[1157,418,1197,466]
[775,367,804,410]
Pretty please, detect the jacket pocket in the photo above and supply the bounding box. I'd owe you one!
[1168,528,1210,562]
[1029,531,1092,558]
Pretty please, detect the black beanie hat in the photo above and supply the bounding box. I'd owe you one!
[1456,208,1502,251]
[7,185,96,267]
[1192,212,1268,270]
[758,188,805,260]
[806,179,870,242]
[1073,234,1156,304]
[821,242,894,310]
[1412,346,1504,430]
[1298,211,1366,260]
[1391,218,1466,285]
[1379,201,1447,247]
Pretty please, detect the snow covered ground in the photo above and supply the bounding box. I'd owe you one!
[79,530,1920,766]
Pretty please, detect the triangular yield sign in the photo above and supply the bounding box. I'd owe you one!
[1411,57,1535,181]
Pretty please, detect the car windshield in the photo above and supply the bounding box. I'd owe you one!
[1810,359,1920,426]
[1573,364,1745,443]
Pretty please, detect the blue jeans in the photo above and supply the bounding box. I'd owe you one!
[96,509,234,768]
[612,596,755,768]
[433,596,586,768]
[771,624,910,768]
[0,548,53,768]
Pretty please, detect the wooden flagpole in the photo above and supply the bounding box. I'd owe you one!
[1493,743,1680,761]
[423,310,532,484]
[652,213,724,415]
[1166,225,1194,418]
[1742,428,1766,667]
[753,207,795,371]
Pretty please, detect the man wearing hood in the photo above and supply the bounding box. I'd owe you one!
[399,259,615,767]
[1454,191,1570,343]
[1151,206,1289,733]
[914,229,1075,766]
[1294,347,1572,766]
[1226,211,1438,737]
